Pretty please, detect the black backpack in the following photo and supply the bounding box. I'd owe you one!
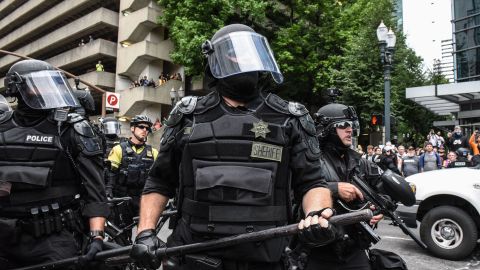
[369,249,408,270]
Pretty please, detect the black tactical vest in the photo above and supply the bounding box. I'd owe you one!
[174,93,310,262]
[118,141,154,188]
[0,112,78,208]
[449,158,470,168]
[105,138,120,159]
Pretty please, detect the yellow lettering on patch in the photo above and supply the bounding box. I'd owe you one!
[251,142,283,162]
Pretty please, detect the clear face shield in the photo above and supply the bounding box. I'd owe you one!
[206,31,284,83]
[102,120,121,136]
[18,70,80,110]
[0,95,12,113]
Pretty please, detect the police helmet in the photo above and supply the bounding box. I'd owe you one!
[201,24,283,84]
[72,88,95,114]
[130,115,153,128]
[379,170,416,206]
[101,117,121,136]
[0,94,12,113]
[456,147,469,158]
[314,103,360,139]
[5,60,79,110]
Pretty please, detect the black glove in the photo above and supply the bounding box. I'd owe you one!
[78,238,103,266]
[298,209,337,247]
[131,229,165,269]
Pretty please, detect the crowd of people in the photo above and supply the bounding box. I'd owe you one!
[129,72,183,89]
[358,125,480,178]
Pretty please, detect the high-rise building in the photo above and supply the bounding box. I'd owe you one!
[453,0,480,82]
[0,0,184,142]
[406,0,480,131]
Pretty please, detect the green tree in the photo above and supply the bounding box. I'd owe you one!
[158,0,268,76]
[157,0,440,144]
[333,0,439,145]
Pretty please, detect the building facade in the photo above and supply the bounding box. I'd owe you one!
[0,0,184,143]
[453,0,480,82]
[406,0,480,133]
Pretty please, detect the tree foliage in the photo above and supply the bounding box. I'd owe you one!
[157,0,440,144]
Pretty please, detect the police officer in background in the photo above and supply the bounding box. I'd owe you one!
[100,117,124,158]
[0,60,109,268]
[308,103,385,270]
[448,147,471,168]
[130,24,336,270]
[106,115,158,211]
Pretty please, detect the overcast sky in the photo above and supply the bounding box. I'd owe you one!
[403,0,452,71]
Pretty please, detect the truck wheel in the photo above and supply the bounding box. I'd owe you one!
[420,206,477,260]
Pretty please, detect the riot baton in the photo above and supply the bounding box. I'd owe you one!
[106,209,373,265]
[14,209,372,270]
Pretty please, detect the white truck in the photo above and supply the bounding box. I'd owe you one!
[396,167,480,260]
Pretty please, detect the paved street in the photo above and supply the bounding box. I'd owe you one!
[157,219,480,270]
[375,220,480,270]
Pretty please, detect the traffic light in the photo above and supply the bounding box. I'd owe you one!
[370,113,383,126]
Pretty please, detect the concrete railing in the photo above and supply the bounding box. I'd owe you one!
[67,71,116,90]
[0,0,98,50]
[47,39,117,68]
[118,6,162,43]
[0,0,25,19]
[117,79,182,116]
[121,0,151,13]
[0,39,117,91]
[116,39,173,78]
[0,8,118,71]
[0,0,50,37]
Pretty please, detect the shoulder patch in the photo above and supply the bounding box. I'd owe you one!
[178,96,198,114]
[73,120,95,138]
[166,96,198,127]
[67,113,84,124]
[288,102,308,116]
[166,105,184,127]
[265,93,289,115]
[299,114,316,136]
[166,93,220,127]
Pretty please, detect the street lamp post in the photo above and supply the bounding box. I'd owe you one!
[169,87,177,106]
[376,21,396,143]
[169,86,185,106]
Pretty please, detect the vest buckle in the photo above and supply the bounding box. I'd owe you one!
[246,225,254,233]
[207,223,215,232]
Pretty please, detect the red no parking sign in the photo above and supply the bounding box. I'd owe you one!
[105,92,120,109]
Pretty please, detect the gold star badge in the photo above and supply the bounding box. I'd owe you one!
[250,120,270,139]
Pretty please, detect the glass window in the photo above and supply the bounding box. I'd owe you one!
[454,0,480,19]
[455,14,480,31]
[455,26,480,50]
[456,48,480,80]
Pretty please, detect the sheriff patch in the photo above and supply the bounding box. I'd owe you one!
[25,135,54,144]
[251,142,283,162]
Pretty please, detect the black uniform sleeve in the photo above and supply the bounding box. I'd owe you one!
[68,128,110,218]
[143,121,188,198]
[288,118,327,202]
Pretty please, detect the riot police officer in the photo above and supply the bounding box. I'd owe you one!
[0,59,109,268]
[100,117,124,158]
[307,103,385,270]
[130,24,336,270]
[106,115,158,211]
[448,147,471,168]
